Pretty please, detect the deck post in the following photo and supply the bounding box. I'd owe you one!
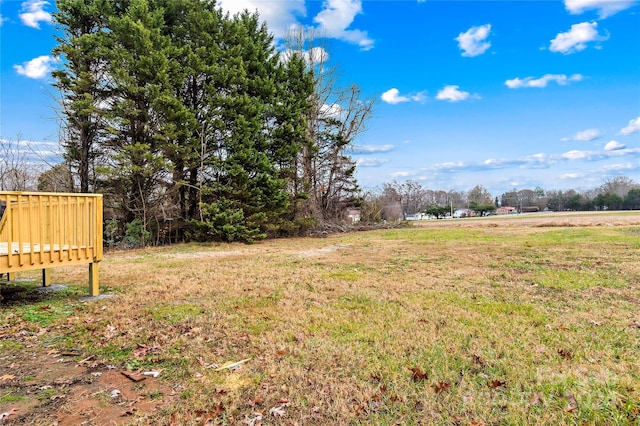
[89,262,99,296]
[6,272,15,281]
[42,268,51,287]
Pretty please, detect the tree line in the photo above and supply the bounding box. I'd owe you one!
[365,177,640,220]
[44,0,373,244]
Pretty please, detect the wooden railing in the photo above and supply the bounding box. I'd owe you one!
[0,192,103,296]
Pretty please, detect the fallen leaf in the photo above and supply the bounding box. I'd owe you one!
[557,349,573,360]
[488,379,506,389]
[0,374,16,381]
[121,408,137,417]
[589,319,602,326]
[472,354,485,366]
[269,405,286,417]
[529,392,544,406]
[248,396,264,407]
[242,413,263,426]
[565,392,578,412]
[409,366,428,382]
[629,321,640,329]
[50,394,66,400]
[121,371,146,382]
[433,381,452,393]
[210,402,225,418]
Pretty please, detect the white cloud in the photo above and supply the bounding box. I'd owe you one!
[381,88,409,105]
[563,128,601,141]
[390,171,412,177]
[620,116,640,135]
[281,47,329,65]
[356,158,388,167]
[351,144,394,154]
[549,22,608,54]
[604,140,625,151]
[19,0,52,29]
[560,172,583,179]
[320,103,343,119]
[562,150,592,160]
[505,73,583,89]
[218,0,373,49]
[217,0,305,37]
[313,0,374,50]
[455,24,491,57]
[411,92,427,103]
[436,85,475,102]
[603,163,635,172]
[564,0,637,19]
[13,55,56,79]
[381,88,427,105]
[434,161,465,170]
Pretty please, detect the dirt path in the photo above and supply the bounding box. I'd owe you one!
[0,346,177,425]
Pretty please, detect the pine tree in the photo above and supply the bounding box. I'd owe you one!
[52,0,113,192]
[99,0,174,241]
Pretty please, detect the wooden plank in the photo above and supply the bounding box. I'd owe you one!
[89,263,99,296]
[42,268,51,287]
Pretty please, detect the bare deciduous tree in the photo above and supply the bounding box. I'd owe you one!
[285,29,375,224]
[0,137,39,191]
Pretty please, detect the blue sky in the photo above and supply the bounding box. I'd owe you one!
[1,0,639,197]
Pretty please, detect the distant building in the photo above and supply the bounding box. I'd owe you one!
[520,206,539,213]
[405,213,428,221]
[496,206,517,215]
[346,208,361,223]
[453,208,474,218]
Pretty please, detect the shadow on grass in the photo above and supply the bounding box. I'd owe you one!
[0,278,80,306]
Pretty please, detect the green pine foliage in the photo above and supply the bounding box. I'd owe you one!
[53,0,355,244]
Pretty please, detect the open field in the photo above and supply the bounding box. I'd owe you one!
[1,211,640,425]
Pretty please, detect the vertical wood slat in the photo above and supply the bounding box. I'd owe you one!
[17,194,24,266]
[57,195,63,262]
[83,199,89,259]
[38,197,44,265]
[95,196,103,261]
[5,194,13,268]
[48,195,54,264]
[28,195,34,265]
[68,196,73,261]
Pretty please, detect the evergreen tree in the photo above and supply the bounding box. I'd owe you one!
[52,0,113,192]
[99,0,173,241]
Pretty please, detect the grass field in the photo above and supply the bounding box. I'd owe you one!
[1,211,639,425]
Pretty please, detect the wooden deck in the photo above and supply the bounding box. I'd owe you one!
[0,192,103,296]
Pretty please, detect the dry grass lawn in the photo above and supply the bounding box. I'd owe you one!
[1,211,640,425]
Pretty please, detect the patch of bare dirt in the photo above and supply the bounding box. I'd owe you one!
[0,349,177,425]
[297,243,352,258]
[157,250,243,260]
